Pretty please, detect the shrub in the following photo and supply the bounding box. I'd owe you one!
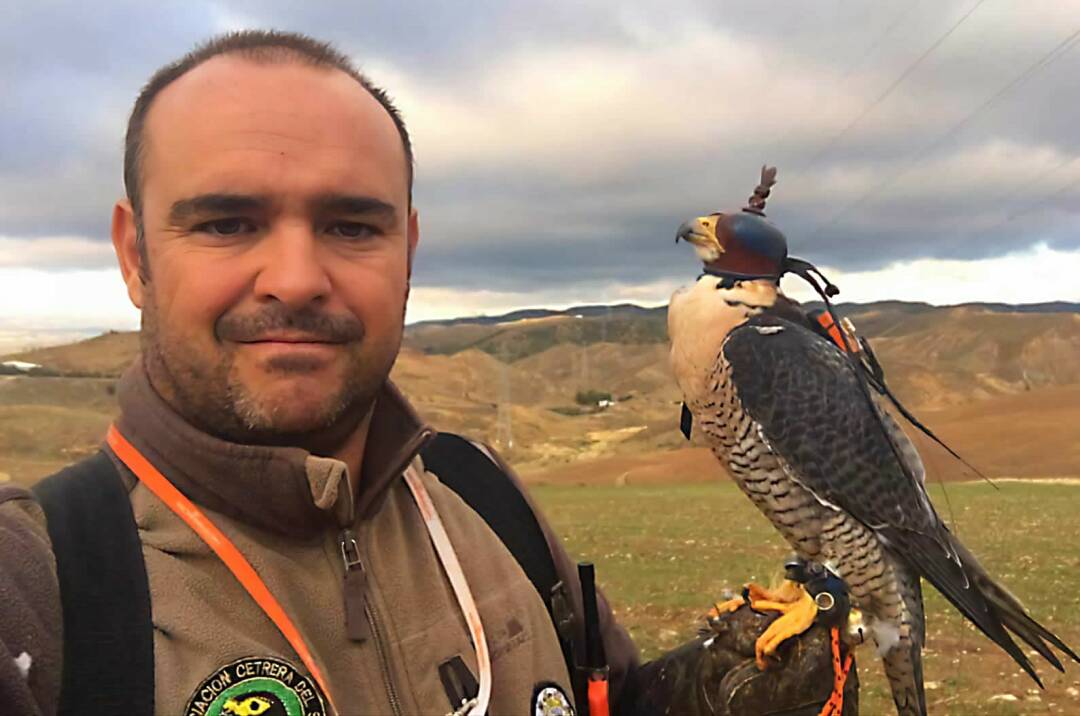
[575,389,612,406]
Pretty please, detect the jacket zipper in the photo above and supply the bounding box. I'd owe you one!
[340,529,403,716]
[366,589,404,716]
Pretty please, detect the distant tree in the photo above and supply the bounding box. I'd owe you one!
[575,389,612,406]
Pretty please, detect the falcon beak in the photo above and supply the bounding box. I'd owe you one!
[675,219,693,243]
[675,216,723,253]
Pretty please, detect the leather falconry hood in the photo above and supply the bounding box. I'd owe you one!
[680,165,840,298]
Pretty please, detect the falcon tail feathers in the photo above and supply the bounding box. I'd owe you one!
[889,528,1045,686]
[910,527,1080,688]
[951,538,1080,670]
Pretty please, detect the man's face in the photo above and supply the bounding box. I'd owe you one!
[113,56,418,444]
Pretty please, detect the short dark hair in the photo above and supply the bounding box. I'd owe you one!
[124,30,414,220]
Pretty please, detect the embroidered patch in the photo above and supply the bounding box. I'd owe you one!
[185,656,327,716]
[533,682,575,716]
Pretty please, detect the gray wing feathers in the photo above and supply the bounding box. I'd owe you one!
[880,410,926,487]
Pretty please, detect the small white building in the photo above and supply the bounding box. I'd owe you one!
[1,361,41,372]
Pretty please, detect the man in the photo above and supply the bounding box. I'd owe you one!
[0,31,854,716]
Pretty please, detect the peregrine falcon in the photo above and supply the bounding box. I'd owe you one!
[667,167,1078,715]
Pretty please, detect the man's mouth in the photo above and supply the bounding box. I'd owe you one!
[233,336,348,364]
[237,334,343,344]
[235,338,347,372]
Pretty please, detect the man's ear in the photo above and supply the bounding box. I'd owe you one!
[112,199,145,309]
[406,207,420,279]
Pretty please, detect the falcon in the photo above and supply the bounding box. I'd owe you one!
[667,167,1078,715]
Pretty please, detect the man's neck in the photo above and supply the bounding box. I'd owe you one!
[144,363,376,488]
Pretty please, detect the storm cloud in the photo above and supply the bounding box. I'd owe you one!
[3,0,1079,299]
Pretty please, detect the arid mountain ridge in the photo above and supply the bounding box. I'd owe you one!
[2,299,1078,485]
[11,300,1080,404]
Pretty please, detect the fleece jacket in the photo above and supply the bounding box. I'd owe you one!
[0,361,637,715]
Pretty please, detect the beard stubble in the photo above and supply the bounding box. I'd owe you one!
[140,293,396,448]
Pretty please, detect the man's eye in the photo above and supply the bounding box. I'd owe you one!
[327,222,378,239]
[195,218,255,235]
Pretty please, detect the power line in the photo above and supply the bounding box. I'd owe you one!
[952,167,1080,256]
[773,1,920,156]
[805,24,1080,240]
[933,151,1078,244]
[925,155,1080,258]
[1000,164,1080,225]
[794,0,988,177]
[836,1,921,84]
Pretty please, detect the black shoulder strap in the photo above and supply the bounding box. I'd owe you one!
[33,451,154,716]
[420,433,560,610]
[420,433,588,708]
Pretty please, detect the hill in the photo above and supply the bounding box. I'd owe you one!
[6,330,141,376]
[522,382,1080,485]
[405,307,669,360]
[866,309,1080,408]
[403,300,1080,408]
[1,299,1077,486]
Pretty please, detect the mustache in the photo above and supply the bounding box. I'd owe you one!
[216,306,365,343]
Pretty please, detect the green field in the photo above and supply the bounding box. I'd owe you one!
[532,481,1080,715]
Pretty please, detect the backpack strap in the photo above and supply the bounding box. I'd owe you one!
[419,434,586,700]
[33,451,154,716]
[420,433,561,613]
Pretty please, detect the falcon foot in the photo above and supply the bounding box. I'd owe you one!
[709,580,818,670]
[710,580,802,616]
[752,581,818,670]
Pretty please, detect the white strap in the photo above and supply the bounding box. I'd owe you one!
[403,466,492,716]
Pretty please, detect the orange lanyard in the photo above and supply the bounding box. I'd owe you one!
[106,425,340,715]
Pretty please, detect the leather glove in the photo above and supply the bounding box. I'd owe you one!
[621,603,858,715]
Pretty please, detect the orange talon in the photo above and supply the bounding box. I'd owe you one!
[753,585,817,669]
[751,583,816,673]
[710,596,745,617]
[710,581,822,670]
[745,580,803,605]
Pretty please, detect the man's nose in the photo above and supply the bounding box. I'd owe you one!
[252,224,332,307]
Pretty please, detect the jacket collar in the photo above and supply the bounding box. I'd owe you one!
[114,359,434,537]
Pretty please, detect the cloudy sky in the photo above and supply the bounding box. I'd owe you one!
[3,1,1079,351]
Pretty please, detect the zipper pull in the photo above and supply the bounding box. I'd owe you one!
[340,529,371,642]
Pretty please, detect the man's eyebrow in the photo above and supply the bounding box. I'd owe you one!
[168,194,271,223]
[312,194,398,221]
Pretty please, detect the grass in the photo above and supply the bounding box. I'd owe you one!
[532,481,1080,715]
[0,405,111,462]
[0,376,118,484]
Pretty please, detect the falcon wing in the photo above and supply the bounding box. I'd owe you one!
[722,314,1050,679]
